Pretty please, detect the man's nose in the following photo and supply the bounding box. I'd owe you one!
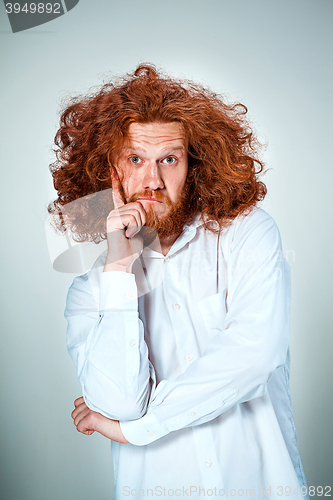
[142,163,164,191]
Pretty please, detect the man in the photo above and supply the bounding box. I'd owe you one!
[49,64,308,499]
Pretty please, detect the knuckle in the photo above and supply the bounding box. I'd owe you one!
[86,412,95,426]
[128,206,138,214]
[127,214,137,225]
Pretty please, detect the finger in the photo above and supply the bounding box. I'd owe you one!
[122,202,147,237]
[79,411,115,440]
[125,225,141,239]
[127,201,147,230]
[72,403,85,419]
[110,167,125,210]
[121,207,146,238]
[108,205,145,225]
[73,406,91,427]
[71,401,89,420]
[74,396,84,408]
[76,413,97,435]
[82,429,95,436]
[107,209,144,239]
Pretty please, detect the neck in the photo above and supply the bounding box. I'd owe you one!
[160,233,181,256]
[148,231,182,256]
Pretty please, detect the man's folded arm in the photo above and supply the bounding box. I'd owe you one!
[120,210,291,446]
[65,270,154,421]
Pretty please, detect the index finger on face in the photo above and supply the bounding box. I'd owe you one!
[110,166,125,210]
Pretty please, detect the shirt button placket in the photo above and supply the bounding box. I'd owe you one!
[192,427,221,488]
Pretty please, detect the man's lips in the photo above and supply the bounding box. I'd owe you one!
[137,197,163,203]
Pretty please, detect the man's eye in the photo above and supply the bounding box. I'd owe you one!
[162,156,177,165]
[130,156,141,164]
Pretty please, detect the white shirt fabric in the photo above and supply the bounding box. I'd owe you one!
[65,207,309,500]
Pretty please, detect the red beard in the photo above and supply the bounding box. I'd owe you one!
[126,181,195,245]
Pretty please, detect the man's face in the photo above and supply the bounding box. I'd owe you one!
[115,121,188,225]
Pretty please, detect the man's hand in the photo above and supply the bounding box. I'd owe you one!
[71,396,129,443]
[103,168,146,273]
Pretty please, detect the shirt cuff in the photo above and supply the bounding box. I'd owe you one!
[119,411,169,446]
[99,271,137,312]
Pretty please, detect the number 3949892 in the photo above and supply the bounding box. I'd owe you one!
[5,3,61,14]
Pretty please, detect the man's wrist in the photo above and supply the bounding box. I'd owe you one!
[103,261,132,273]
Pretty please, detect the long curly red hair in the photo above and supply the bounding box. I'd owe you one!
[48,63,266,243]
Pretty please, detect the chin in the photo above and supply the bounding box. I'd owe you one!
[144,204,167,218]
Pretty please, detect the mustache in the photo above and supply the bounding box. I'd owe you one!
[127,190,173,208]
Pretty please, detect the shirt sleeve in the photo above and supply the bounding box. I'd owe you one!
[65,269,154,420]
[120,209,291,445]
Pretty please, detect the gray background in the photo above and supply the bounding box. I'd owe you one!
[0,0,332,499]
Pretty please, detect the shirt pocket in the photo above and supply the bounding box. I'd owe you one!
[197,289,227,339]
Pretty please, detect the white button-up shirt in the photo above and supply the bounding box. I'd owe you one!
[65,208,309,499]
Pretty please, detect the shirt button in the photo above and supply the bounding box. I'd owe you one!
[190,412,197,417]
[147,431,154,437]
[164,257,170,263]
[186,354,193,362]
[205,459,213,467]
[174,303,181,310]
[126,291,134,299]
[129,339,136,347]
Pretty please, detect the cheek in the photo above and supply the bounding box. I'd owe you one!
[170,171,188,200]
[168,183,183,203]
[121,172,142,197]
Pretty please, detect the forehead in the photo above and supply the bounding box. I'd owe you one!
[124,122,187,149]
